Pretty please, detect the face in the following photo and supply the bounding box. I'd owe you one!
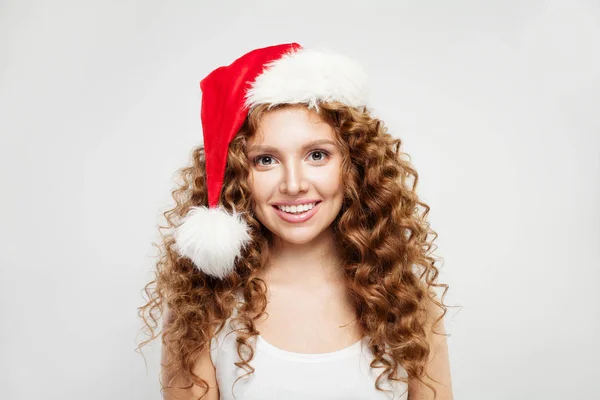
[246,105,344,247]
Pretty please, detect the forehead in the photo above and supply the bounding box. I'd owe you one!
[247,106,336,150]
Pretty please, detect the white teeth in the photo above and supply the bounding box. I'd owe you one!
[277,202,317,214]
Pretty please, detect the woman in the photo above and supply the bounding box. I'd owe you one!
[138,43,454,400]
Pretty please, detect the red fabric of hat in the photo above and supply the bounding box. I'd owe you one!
[201,43,302,208]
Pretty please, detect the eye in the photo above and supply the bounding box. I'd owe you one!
[253,155,277,166]
[309,150,330,162]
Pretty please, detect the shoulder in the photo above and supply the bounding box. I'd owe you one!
[161,309,220,399]
[408,293,454,400]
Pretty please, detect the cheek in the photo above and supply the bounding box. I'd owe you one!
[316,177,342,196]
[249,173,277,203]
[313,164,343,195]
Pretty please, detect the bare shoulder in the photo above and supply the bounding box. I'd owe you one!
[161,309,219,400]
[407,294,454,400]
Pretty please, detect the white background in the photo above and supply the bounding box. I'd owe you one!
[1,1,598,399]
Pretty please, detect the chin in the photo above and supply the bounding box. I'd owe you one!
[267,225,318,244]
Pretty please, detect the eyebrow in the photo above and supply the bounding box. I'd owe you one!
[246,139,337,154]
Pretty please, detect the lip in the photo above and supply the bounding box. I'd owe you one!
[272,201,321,223]
[271,198,322,206]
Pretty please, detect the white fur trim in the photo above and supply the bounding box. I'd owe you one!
[244,47,369,109]
[173,206,251,279]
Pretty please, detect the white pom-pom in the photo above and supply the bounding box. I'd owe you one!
[173,206,252,279]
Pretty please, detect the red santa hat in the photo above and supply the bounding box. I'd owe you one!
[173,43,369,279]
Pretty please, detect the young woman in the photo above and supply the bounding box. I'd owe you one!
[138,43,454,400]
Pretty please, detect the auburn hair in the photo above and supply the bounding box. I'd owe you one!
[138,101,453,399]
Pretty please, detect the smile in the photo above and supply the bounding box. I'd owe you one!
[272,201,322,223]
[275,202,318,214]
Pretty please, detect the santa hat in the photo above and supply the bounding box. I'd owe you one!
[173,43,369,279]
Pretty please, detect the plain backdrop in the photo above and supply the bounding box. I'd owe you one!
[1,1,598,399]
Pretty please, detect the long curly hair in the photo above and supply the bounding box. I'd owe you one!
[138,101,452,399]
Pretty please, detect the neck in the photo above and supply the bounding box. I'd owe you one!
[259,228,345,288]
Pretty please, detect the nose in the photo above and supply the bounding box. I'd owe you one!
[279,160,309,195]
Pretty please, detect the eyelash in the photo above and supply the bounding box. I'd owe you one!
[252,150,331,166]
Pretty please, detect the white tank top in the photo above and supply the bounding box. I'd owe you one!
[209,296,409,400]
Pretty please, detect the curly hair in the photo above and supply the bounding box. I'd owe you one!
[138,101,452,399]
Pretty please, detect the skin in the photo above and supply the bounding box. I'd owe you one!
[246,105,346,288]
